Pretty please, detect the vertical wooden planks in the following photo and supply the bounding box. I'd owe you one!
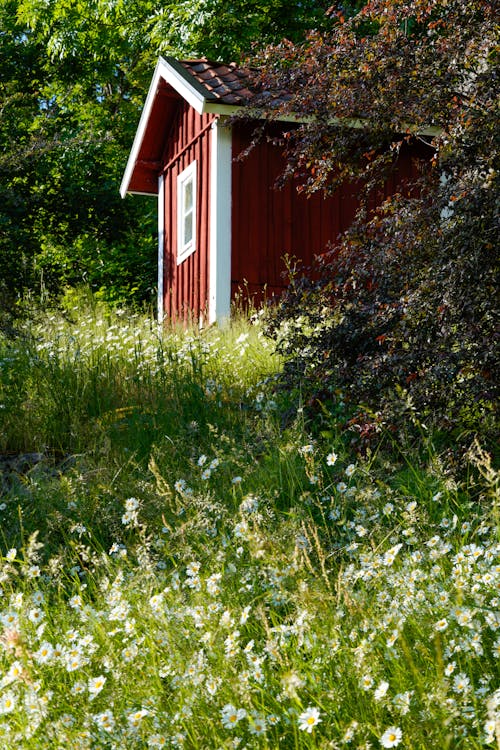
[161,101,215,323]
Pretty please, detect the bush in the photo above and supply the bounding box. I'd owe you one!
[255,0,499,448]
[264,163,498,445]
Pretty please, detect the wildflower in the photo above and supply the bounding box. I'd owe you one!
[380,726,402,747]
[5,661,23,683]
[149,593,164,612]
[383,544,403,566]
[455,608,474,628]
[185,574,201,591]
[0,691,16,714]
[298,706,322,733]
[171,732,186,747]
[197,454,207,466]
[224,630,240,657]
[69,595,83,610]
[361,674,374,690]
[393,691,412,715]
[453,673,471,693]
[34,642,54,664]
[300,444,314,455]
[221,703,246,728]
[444,662,456,676]
[233,520,248,538]
[345,463,356,477]
[249,714,267,735]
[240,494,259,513]
[122,510,138,526]
[326,451,337,466]
[374,681,389,700]
[148,734,168,748]
[484,719,496,744]
[186,561,201,577]
[206,573,222,595]
[128,708,149,726]
[94,710,115,732]
[71,681,86,695]
[386,629,399,647]
[240,605,251,624]
[205,676,221,695]
[336,481,347,494]
[220,610,234,628]
[434,618,449,632]
[125,497,140,511]
[232,476,242,484]
[28,607,44,624]
[88,675,106,698]
[5,548,16,562]
[65,651,84,672]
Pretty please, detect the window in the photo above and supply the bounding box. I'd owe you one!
[177,161,197,264]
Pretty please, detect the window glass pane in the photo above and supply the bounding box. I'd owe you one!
[184,179,193,212]
[184,210,193,245]
[177,162,196,263]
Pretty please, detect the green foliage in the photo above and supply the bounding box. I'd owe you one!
[147,0,334,62]
[0,0,158,309]
[252,0,499,444]
[1,0,334,311]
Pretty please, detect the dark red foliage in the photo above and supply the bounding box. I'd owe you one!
[252,0,499,442]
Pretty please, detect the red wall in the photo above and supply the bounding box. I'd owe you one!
[161,110,432,321]
[231,122,431,305]
[161,102,215,323]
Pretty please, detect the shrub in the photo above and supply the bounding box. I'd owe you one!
[254,0,499,446]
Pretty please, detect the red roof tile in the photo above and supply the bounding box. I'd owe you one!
[179,60,257,105]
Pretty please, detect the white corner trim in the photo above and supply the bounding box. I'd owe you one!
[209,117,232,325]
[157,173,165,324]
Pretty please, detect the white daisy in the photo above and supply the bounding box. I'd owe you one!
[380,726,402,747]
[298,706,321,733]
[88,675,106,698]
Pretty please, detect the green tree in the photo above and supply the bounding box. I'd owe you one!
[1,0,334,311]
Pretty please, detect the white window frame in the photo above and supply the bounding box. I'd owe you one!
[177,160,197,264]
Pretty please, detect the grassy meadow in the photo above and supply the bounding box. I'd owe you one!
[0,299,498,749]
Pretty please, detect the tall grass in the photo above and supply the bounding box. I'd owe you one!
[0,300,498,749]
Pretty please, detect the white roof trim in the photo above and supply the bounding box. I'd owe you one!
[120,59,166,197]
[121,57,223,197]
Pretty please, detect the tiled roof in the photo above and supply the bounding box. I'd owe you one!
[179,59,256,105]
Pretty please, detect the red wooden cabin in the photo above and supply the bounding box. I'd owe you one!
[121,57,432,324]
